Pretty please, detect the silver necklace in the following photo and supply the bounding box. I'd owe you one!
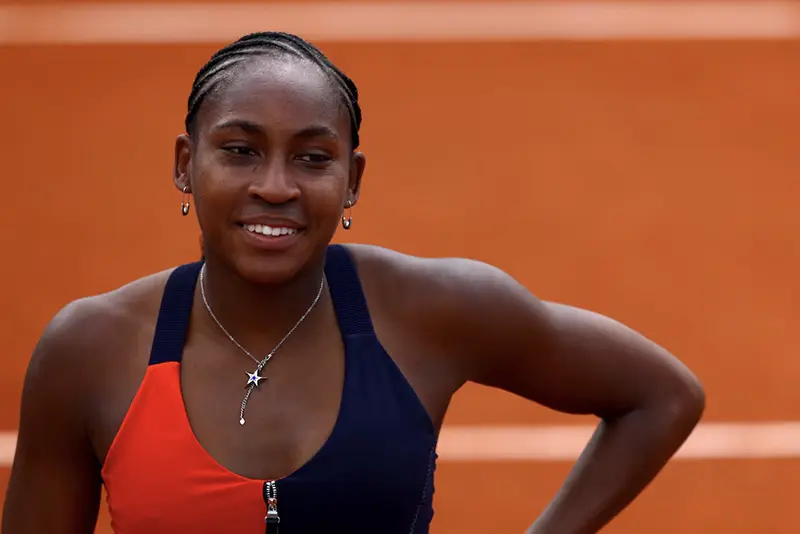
[199,264,325,426]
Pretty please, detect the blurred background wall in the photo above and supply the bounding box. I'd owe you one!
[2,1,800,532]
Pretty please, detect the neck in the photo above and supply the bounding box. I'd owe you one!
[197,253,328,356]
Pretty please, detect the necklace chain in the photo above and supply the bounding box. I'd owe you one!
[199,263,325,425]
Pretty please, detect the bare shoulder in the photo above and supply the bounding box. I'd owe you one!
[344,243,531,382]
[344,243,508,298]
[342,243,523,421]
[344,242,531,329]
[39,269,174,356]
[28,268,176,396]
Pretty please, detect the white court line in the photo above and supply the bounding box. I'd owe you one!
[1,2,800,45]
[438,422,800,461]
[2,422,800,466]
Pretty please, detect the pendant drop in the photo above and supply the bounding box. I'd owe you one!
[240,383,256,427]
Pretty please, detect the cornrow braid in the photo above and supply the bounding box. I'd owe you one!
[185,31,362,149]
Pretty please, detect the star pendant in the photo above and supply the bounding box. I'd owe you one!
[245,370,265,388]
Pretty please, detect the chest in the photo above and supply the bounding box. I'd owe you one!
[179,323,347,481]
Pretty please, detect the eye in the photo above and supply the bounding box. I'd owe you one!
[222,146,258,157]
[296,153,333,165]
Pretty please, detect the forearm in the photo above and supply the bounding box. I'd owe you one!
[526,401,702,534]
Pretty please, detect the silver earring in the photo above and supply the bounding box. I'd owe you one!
[181,186,190,216]
[341,200,353,230]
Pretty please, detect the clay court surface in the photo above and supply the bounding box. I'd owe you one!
[2,1,800,532]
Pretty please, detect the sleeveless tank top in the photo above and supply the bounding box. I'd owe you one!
[100,244,438,533]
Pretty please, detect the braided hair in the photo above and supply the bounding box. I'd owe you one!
[184,31,362,149]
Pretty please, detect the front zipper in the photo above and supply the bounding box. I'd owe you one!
[263,480,280,533]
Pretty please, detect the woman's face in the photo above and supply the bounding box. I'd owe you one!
[174,56,366,283]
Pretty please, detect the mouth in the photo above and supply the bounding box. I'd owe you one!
[239,223,304,252]
[241,223,302,237]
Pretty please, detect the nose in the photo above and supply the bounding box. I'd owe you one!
[246,156,301,204]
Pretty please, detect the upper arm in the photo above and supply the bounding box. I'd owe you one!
[426,259,705,419]
[2,300,103,534]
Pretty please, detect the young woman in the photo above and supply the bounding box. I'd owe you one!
[2,32,705,534]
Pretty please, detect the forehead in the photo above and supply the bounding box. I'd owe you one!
[200,56,346,133]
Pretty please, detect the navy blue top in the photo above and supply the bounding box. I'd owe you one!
[149,244,438,533]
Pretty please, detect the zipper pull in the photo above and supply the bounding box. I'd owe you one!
[264,480,280,533]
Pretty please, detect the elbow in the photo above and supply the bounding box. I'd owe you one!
[680,375,706,419]
[660,372,706,432]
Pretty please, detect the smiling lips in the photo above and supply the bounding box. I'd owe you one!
[242,223,300,237]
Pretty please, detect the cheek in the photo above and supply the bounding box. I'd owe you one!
[193,154,242,201]
[301,174,348,223]
[191,168,241,230]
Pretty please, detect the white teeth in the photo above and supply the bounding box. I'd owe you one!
[244,224,298,237]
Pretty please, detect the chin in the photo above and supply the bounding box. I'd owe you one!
[231,252,310,285]
[229,235,329,286]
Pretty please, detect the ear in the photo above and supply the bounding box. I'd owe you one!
[347,151,366,206]
[174,133,193,193]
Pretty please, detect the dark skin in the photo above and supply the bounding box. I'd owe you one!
[3,56,705,534]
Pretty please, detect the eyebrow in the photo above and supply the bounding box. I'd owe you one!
[213,119,266,135]
[295,125,339,141]
[213,119,339,140]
